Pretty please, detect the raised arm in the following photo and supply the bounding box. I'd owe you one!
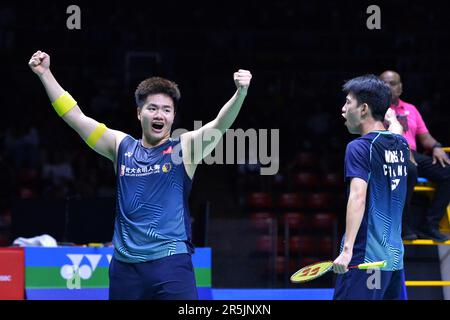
[28,51,127,164]
[180,69,252,178]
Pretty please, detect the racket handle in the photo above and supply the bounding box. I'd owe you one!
[348,260,387,269]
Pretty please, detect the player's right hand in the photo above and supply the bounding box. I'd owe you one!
[333,250,352,274]
[28,50,50,76]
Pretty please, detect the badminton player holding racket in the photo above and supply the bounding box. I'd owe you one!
[28,50,252,299]
[334,75,409,300]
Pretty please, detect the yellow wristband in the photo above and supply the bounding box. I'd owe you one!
[86,123,108,149]
[52,91,77,117]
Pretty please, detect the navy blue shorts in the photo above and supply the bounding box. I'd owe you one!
[333,268,407,300]
[109,253,198,300]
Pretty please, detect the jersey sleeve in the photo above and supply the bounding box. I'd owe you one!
[344,139,371,182]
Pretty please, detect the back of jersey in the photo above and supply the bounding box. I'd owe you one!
[366,131,409,270]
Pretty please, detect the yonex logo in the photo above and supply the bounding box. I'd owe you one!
[61,254,112,289]
[391,178,400,191]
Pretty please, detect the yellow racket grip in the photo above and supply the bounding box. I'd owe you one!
[357,260,387,269]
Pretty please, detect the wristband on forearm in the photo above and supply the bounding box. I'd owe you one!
[86,123,108,149]
[51,91,77,116]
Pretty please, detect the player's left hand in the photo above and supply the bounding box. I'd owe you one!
[234,69,252,94]
[333,251,352,274]
[28,50,51,76]
[432,147,450,167]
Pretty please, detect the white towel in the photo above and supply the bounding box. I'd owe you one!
[13,234,58,247]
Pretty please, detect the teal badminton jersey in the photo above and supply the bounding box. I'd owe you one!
[341,131,409,271]
[113,136,194,263]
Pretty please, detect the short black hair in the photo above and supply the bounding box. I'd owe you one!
[134,77,181,110]
[342,74,391,121]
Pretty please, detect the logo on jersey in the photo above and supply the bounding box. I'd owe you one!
[391,178,400,190]
[125,152,133,158]
[121,164,161,177]
[162,163,172,173]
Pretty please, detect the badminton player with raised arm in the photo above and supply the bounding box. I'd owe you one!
[28,50,252,300]
[333,75,409,300]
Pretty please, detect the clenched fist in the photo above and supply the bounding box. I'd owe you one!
[384,108,397,125]
[234,69,252,94]
[384,108,403,135]
[28,50,50,76]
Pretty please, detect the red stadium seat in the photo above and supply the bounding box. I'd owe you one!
[281,212,308,231]
[19,187,37,199]
[276,237,290,254]
[247,192,272,209]
[294,152,318,169]
[274,256,287,275]
[288,257,303,273]
[250,212,276,231]
[310,212,336,230]
[299,256,321,268]
[289,235,315,255]
[278,193,303,210]
[306,193,331,210]
[322,172,343,188]
[318,236,333,256]
[265,255,290,277]
[256,235,276,254]
[293,172,320,188]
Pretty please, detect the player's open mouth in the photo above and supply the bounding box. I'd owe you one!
[152,123,164,130]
